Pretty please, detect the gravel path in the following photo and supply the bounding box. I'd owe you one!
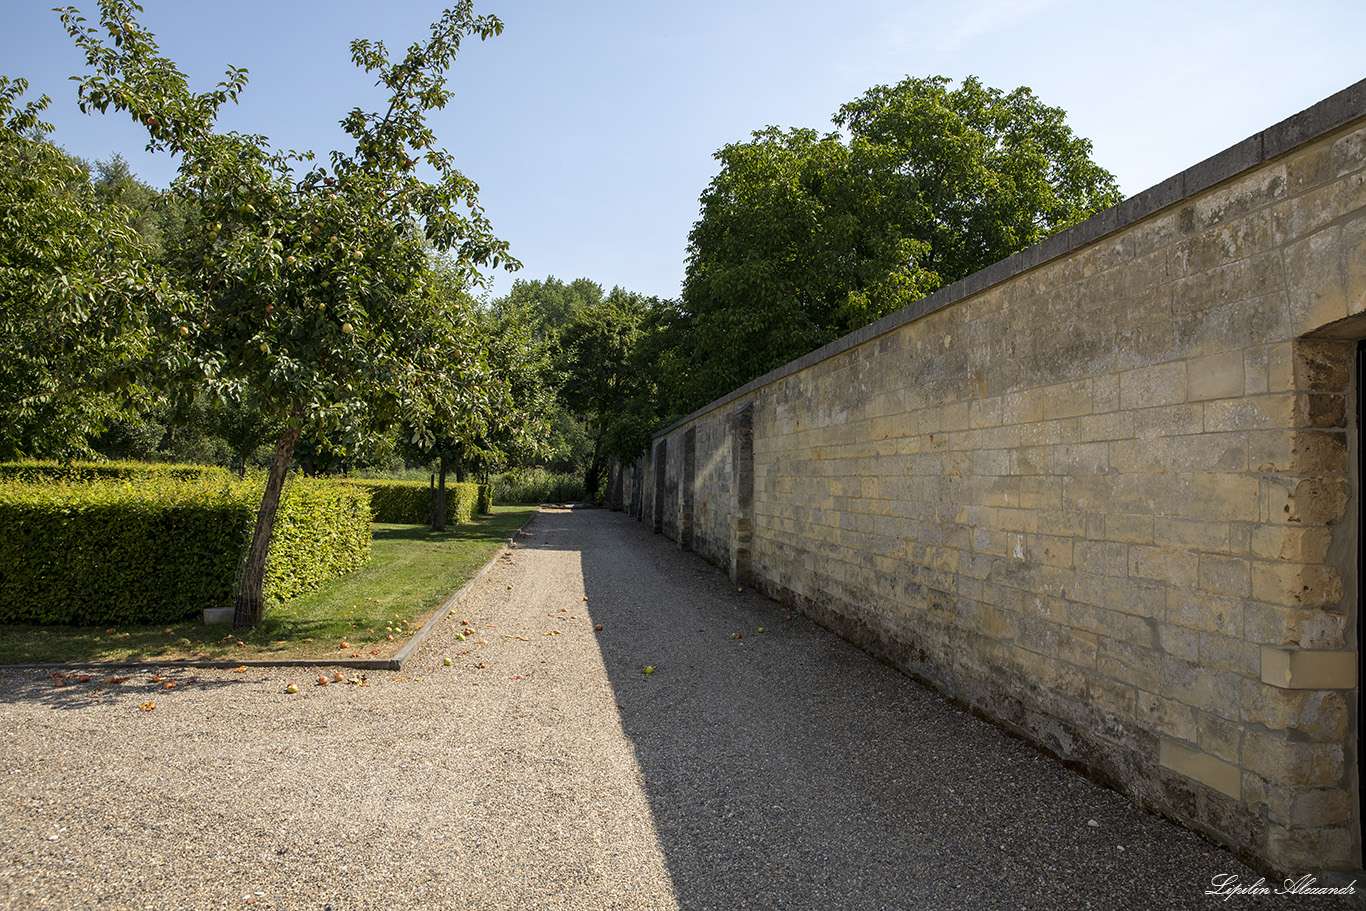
[0,507,1356,910]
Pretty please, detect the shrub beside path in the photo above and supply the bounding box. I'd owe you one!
[0,508,1353,910]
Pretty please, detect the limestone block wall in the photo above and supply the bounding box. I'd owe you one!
[639,82,1366,873]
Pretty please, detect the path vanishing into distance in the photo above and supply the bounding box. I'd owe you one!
[0,508,1352,910]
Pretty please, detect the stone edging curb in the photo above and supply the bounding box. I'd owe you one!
[0,508,542,673]
[388,507,539,668]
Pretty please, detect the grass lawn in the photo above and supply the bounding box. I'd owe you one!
[0,505,537,666]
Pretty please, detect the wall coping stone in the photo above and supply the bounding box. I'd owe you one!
[655,78,1366,440]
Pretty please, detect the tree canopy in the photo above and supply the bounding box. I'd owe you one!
[677,75,1123,413]
[557,286,653,500]
[0,76,173,460]
[2,56,1126,524]
[55,0,517,625]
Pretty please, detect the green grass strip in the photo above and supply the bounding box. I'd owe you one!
[0,506,536,666]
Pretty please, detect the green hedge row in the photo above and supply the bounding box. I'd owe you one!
[339,479,429,524]
[0,460,229,483]
[265,478,371,603]
[0,475,371,626]
[339,479,490,524]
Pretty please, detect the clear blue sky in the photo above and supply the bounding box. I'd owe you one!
[4,0,1361,301]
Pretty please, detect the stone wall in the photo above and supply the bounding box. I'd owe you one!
[636,81,1366,873]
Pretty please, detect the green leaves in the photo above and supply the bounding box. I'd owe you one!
[555,286,655,499]
[680,125,929,411]
[0,76,54,135]
[58,2,248,156]
[676,75,1123,415]
[40,1,519,622]
[53,0,519,459]
[0,82,173,459]
[833,75,1123,282]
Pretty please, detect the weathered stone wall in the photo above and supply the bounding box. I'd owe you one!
[638,81,1366,873]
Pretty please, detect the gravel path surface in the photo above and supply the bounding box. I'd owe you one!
[0,507,1356,910]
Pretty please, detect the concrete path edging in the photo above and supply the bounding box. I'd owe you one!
[389,508,539,668]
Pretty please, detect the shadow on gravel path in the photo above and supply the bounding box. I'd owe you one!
[555,509,1350,911]
[0,669,242,711]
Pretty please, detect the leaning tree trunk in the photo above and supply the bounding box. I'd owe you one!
[233,425,301,629]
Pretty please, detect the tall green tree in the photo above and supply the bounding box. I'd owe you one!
[60,0,517,627]
[498,275,604,336]
[488,275,602,478]
[558,287,651,500]
[0,76,173,460]
[86,153,195,263]
[395,268,497,530]
[678,75,1123,413]
[608,294,690,462]
[834,75,1124,284]
[471,295,558,476]
[681,126,935,411]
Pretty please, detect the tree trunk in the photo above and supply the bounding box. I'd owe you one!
[233,425,301,629]
[433,455,448,531]
[585,429,605,502]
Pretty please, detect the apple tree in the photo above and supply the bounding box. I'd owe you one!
[60,0,518,627]
[399,272,561,530]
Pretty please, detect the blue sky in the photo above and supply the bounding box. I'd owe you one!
[4,0,1361,301]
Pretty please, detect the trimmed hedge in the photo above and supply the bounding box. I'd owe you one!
[0,474,371,626]
[0,478,250,625]
[443,482,483,525]
[340,479,429,524]
[265,477,371,603]
[0,460,229,484]
[339,478,489,524]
